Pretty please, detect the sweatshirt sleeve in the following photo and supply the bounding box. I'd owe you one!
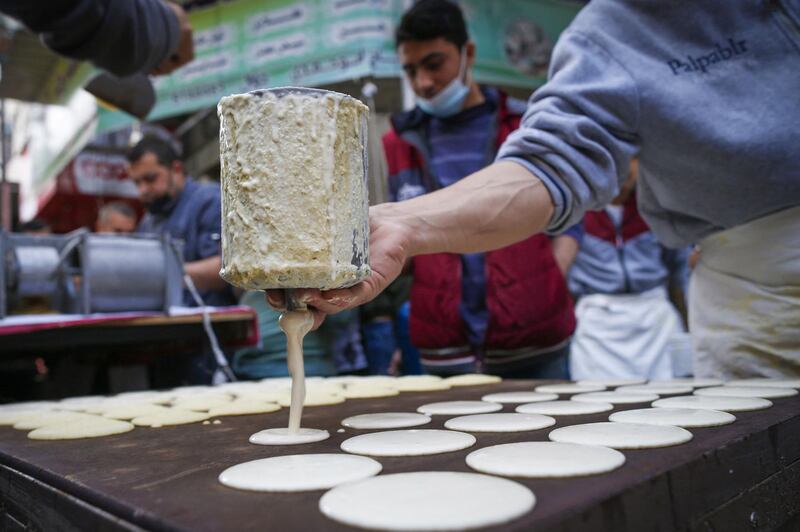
[3,0,180,78]
[497,30,640,234]
[559,221,584,244]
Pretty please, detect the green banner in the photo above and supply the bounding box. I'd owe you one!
[148,0,403,120]
[97,0,582,131]
[465,0,581,88]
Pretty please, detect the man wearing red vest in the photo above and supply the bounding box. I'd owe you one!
[381,0,578,377]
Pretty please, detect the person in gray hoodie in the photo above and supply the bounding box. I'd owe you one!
[1,0,193,77]
[271,0,800,379]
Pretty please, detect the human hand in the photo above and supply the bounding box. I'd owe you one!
[688,245,701,270]
[151,2,194,75]
[266,204,414,329]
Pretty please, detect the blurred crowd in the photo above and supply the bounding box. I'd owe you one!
[8,0,793,395]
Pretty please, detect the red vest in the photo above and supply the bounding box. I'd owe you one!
[382,92,575,353]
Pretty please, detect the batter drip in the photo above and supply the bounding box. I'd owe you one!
[280,310,314,433]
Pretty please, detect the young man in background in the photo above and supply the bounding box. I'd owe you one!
[382,0,580,378]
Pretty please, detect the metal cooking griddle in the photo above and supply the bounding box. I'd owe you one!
[0,380,798,531]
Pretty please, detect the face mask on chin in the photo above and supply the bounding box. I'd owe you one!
[417,47,471,118]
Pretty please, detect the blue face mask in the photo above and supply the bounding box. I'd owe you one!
[417,49,470,118]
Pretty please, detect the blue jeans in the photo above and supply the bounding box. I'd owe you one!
[361,320,396,375]
[396,302,424,375]
[362,303,426,376]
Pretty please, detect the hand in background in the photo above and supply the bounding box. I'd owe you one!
[688,245,701,270]
[151,2,194,75]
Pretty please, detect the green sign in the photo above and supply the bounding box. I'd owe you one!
[97,0,582,131]
[148,0,403,120]
[465,0,581,88]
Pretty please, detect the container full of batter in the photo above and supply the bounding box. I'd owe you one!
[217,87,370,290]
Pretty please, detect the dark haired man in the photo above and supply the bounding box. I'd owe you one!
[380,0,580,377]
[127,136,234,308]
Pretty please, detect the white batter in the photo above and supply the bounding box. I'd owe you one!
[515,400,614,416]
[395,376,451,392]
[0,402,57,425]
[102,404,173,421]
[481,392,558,404]
[277,392,345,407]
[417,400,503,416]
[535,383,606,394]
[28,419,135,440]
[234,390,287,404]
[0,409,54,426]
[132,410,210,427]
[280,310,314,433]
[208,401,281,417]
[397,375,443,383]
[319,471,535,531]
[306,380,346,394]
[578,378,646,387]
[324,375,364,386]
[12,411,100,430]
[359,376,398,386]
[549,422,693,449]
[571,391,659,404]
[609,407,736,428]
[653,395,773,412]
[258,377,293,387]
[340,429,476,456]
[443,413,556,433]
[616,384,694,395]
[171,394,232,412]
[725,378,800,389]
[114,390,175,404]
[82,399,138,415]
[341,412,431,430]
[171,385,212,393]
[341,385,399,399]
[444,374,502,387]
[55,396,107,412]
[215,381,261,394]
[694,386,797,399]
[249,427,330,445]
[649,378,724,388]
[466,441,626,478]
[218,454,381,492]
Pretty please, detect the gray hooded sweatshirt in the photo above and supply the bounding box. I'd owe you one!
[498,0,800,248]
[1,0,179,78]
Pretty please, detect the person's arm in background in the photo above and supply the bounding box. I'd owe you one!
[1,0,193,76]
[552,223,583,277]
[185,256,227,291]
[662,245,691,328]
[186,191,228,292]
[269,30,640,327]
